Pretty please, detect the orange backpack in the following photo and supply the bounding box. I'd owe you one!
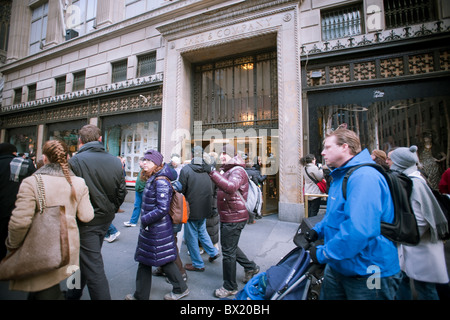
[156,176,190,224]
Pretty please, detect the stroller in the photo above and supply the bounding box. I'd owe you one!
[235,215,325,300]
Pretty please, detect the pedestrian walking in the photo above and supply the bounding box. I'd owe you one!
[66,124,127,300]
[127,149,189,300]
[178,146,219,272]
[6,140,94,299]
[0,143,36,260]
[203,144,259,298]
[306,128,401,300]
[390,146,449,300]
[300,153,324,217]
[124,157,145,227]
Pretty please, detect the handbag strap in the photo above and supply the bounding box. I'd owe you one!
[304,167,319,184]
[34,174,46,214]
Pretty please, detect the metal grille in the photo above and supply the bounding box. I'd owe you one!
[321,4,363,41]
[193,51,278,131]
[384,0,437,29]
[137,53,156,77]
[55,76,66,95]
[28,84,36,101]
[112,60,128,83]
[73,71,86,92]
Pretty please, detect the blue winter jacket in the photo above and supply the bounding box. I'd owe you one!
[313,149,400,277]
[134,164,177,267]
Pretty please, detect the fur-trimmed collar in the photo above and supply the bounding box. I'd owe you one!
[35,163,75,177]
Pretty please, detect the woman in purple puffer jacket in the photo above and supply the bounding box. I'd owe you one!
[126,149,189,301]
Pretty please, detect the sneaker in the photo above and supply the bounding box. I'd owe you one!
[123,221,137,227]
[164,288,190,300]
[124,294,136,300]
[243,265,260,283]
[214,287,238,298]
[105,231,120,243]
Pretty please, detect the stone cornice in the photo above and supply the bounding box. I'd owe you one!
[157,0,301,41]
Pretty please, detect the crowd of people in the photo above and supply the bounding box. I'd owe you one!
[302,129,449,300]
[0,124,449,300]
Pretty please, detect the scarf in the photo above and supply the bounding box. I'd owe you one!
[404,166,449,242]
[9,157,30,182]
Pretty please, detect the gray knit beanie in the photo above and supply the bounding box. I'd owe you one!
[390,145,419,171]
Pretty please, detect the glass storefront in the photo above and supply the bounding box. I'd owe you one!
[48,120,87,156]
[7,126,37,160]
[308,81,449,190]
[102,111,161,187]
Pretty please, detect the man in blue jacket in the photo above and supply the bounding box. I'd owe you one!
[307,128,401,300]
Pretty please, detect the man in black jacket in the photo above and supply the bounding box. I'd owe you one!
[178,146,219,272]
[0,143,35,260]
[67,124,127,300]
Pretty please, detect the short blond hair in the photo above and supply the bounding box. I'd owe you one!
[326,128,361,155]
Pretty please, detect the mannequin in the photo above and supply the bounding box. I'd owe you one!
[419,132,446,190]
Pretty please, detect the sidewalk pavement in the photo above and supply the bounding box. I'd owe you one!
[0,201,300,300]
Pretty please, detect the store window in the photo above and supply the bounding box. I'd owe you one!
[7,126,37,161]
[104,119,159,186]
[309,93,449,190]
[47,120,87,156]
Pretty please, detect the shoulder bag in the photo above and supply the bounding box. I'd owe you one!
[0,174,70,281]
[304,167,327,194]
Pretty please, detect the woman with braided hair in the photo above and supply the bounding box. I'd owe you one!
[6,140,94,299]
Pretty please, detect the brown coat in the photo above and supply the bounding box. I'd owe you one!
[6,164,94,292]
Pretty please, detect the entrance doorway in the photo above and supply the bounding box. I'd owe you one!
[192,50,279,215]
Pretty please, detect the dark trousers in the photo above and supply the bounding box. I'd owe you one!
[28,284,64,300]
[66,222,111,300]
[134,262,187,300]
[308,197,321,217]
[220,221,257,291]
[0,216,9,260]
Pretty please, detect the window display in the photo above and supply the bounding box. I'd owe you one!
[104,121,159,186]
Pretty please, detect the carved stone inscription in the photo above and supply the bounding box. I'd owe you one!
[182,17,273,47]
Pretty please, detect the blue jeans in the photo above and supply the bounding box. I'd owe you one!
[184,219,218,268]
[396,271,440,300]
[130,191,143,224]
[319,264,402,300]
[105,223,118,237]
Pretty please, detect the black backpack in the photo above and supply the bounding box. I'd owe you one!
[430,189,450,240]
[342,163,420,246]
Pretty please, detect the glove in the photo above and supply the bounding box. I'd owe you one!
[309,245,320,264]
[202,162,215,174]
[305,229,318,243]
